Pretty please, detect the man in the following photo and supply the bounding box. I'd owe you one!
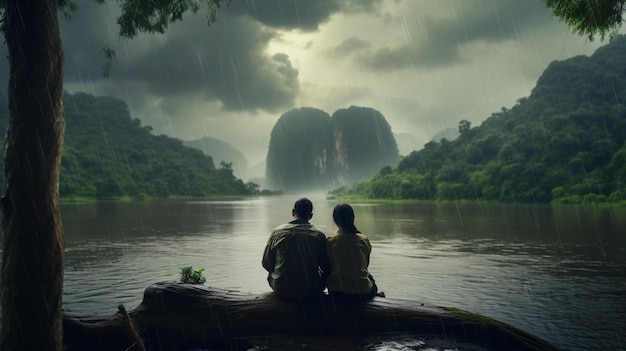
[262,198,331,300]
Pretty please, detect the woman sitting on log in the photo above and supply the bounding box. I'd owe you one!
[326,203,380,301]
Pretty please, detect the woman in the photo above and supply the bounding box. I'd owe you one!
[326,203,379,300]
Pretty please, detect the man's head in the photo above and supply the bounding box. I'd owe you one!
[292,198,313,220]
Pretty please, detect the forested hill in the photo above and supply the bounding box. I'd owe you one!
[332,35,626,204]
[0,92,253,200]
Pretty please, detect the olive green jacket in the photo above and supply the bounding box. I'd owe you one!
[262,219,331,299]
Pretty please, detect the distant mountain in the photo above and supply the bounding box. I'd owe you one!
[265,106,399,191]
[183,137,249,180]
[395,133,425,155]
[265,107,334,190]
[331,35,626,204]
[247,160,267,187]
[331,106,400,185]
[0,92,253,199]
[430,127,459,142]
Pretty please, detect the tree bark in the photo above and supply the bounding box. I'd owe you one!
[63,282,563,351]
[1,0,65,350]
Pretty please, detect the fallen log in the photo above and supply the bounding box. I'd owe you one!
[63,281,562,351]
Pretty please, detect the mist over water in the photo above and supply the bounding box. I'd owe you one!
[60,196,625,351]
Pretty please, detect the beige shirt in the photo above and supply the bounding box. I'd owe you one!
[326,231,374,294]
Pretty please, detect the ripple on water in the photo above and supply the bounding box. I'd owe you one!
[247,333,489,351]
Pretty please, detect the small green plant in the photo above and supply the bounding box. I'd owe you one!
[180,266,207,285]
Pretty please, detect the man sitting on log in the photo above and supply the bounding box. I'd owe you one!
[262,198,331,300]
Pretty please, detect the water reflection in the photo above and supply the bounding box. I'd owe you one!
[351,202,625,265]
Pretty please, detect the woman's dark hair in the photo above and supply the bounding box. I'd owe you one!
[333,203,359,234]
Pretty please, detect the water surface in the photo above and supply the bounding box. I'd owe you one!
[61,195,626,351]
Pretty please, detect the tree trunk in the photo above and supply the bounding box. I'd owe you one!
[63,282,563,351]
[1,0,65,350]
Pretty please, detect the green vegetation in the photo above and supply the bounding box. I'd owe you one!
[180,266,207,285]
[332,36,626,205]
[0,92,255,200]
[265,106,399,191]
[544,0,625,40]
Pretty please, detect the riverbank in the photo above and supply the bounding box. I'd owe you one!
[327,193,626,207]
[59,192,284,204]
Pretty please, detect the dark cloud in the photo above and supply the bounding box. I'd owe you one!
[357,0,557,71]
[119,17,297,112]
[423,0,552,45]
[3,0,382,114]
[228,0,341,31]
[329,37,371,57]
[227,0,381,31]
[358,43,460,70]
[61,2,300,114]
[341,0,380,13]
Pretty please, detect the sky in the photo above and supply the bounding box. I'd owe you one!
[0,0,613,164]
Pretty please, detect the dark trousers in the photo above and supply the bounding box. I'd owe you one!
[328,273,378,301]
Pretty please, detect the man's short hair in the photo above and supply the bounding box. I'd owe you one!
[293,198,313,219]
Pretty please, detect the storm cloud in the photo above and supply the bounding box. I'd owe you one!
[0,0,609,163]
[352,1,562,71]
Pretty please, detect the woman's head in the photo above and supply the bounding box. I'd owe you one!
[333,203,359,234]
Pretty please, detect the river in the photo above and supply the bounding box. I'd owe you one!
[60,194,626,351]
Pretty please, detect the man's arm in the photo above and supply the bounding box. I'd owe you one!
[317,233,332,282]
[262,234,275,273]
[365,236,372,267]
